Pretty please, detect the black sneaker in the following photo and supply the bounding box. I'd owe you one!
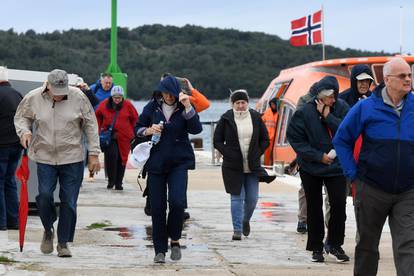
[311,250,324,262]
[232,231,242,241]
[297,221,307,234]
[183,211,190,221]
[242,221,250,236]
[326,246,350,263]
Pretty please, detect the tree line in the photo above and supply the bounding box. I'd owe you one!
[0,24,388,100]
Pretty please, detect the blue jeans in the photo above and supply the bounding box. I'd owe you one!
[230,173,259,232]
[148,168,187,254]
[36,161,84,243]
[0,146,22,227]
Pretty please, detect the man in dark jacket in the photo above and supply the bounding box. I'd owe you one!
[339,64,374,107]
[294,81,319,234]
[75,77,99,107]
[0,66,23,231]
[334,57,414,276]
[287,76,350,263]
[214,89,269,240]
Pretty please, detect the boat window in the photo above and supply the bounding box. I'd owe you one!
[312,66,350,78]
[371,64,384,84]
[261,80,292,113]
[261,83,282,113]
[276,102,295,146]
[372,63,414,87]
[412,64,414,87]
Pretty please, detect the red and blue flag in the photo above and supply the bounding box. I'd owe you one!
[290,10,323,47]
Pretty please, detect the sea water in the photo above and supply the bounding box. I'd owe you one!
[132,99,258,151]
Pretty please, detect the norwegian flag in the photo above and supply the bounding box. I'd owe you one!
[290,10,323,47]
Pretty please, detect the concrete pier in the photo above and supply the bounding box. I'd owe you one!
[0,152,396,275]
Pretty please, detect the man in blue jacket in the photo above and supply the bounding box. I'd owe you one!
[89,73,114,109]
[333,57,414,276]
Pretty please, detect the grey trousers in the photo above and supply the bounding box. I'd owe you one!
[298,184,331,224]
[354,180,414,276]
[298,185,331,224]
[298,184,307,222]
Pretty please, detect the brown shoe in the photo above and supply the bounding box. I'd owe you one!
[57,243,72,257]
[40,229,54,254]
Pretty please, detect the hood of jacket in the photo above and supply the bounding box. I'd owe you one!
[154,76,181,98]
[350,64,373,95]
[311,75,340,99]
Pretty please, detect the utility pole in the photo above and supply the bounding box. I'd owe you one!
[106,0,128,95]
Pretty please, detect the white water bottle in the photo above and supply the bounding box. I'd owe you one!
[151,121,164,145]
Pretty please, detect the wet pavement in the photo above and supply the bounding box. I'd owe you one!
[0,154,396,275]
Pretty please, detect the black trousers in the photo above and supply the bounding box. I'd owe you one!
[300,169,347,251]
[104,140,125,188]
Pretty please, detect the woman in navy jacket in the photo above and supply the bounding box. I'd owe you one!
[135,76,202,263]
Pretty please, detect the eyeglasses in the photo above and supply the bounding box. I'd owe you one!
[387,73,412,80]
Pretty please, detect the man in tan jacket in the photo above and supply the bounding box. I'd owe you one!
[14,69,100,257]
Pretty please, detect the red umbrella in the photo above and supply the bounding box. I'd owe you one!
[15,150,29,252]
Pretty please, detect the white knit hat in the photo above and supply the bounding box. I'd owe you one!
[0,66,8,82]
[111,85,124,97]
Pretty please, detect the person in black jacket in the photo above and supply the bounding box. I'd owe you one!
[339,64,374,107]
[75,77,99,107]
[73,77,100,181]
[214,89,269,241]
[287,76,350,263]
[0,66,23,231]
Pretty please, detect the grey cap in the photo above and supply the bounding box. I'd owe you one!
[47,69,69,95]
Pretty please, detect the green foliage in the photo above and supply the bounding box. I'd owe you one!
[0,25,388,99]
[86,220,112,230]
[0,256,17,264]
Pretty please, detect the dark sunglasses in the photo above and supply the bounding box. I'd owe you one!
[387,73,412,80]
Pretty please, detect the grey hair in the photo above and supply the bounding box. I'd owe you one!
[383,57,408,77]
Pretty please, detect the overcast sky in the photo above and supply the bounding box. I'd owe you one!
[1,0,413,54]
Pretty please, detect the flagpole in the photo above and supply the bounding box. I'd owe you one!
[322,5,325,60]
[400,5,403,55]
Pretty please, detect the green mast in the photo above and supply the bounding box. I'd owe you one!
[106,0,127,96]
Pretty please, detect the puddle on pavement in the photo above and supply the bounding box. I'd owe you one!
[259,201,284,208]
[259,201,296,223]
[104,224,188,242]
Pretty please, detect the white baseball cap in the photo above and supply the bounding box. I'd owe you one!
[128,141,152,168]
[356,72,374,81]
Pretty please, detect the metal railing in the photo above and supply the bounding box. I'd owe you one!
[200,121,221,165]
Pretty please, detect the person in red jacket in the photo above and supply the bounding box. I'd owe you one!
[96,86,138,190]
